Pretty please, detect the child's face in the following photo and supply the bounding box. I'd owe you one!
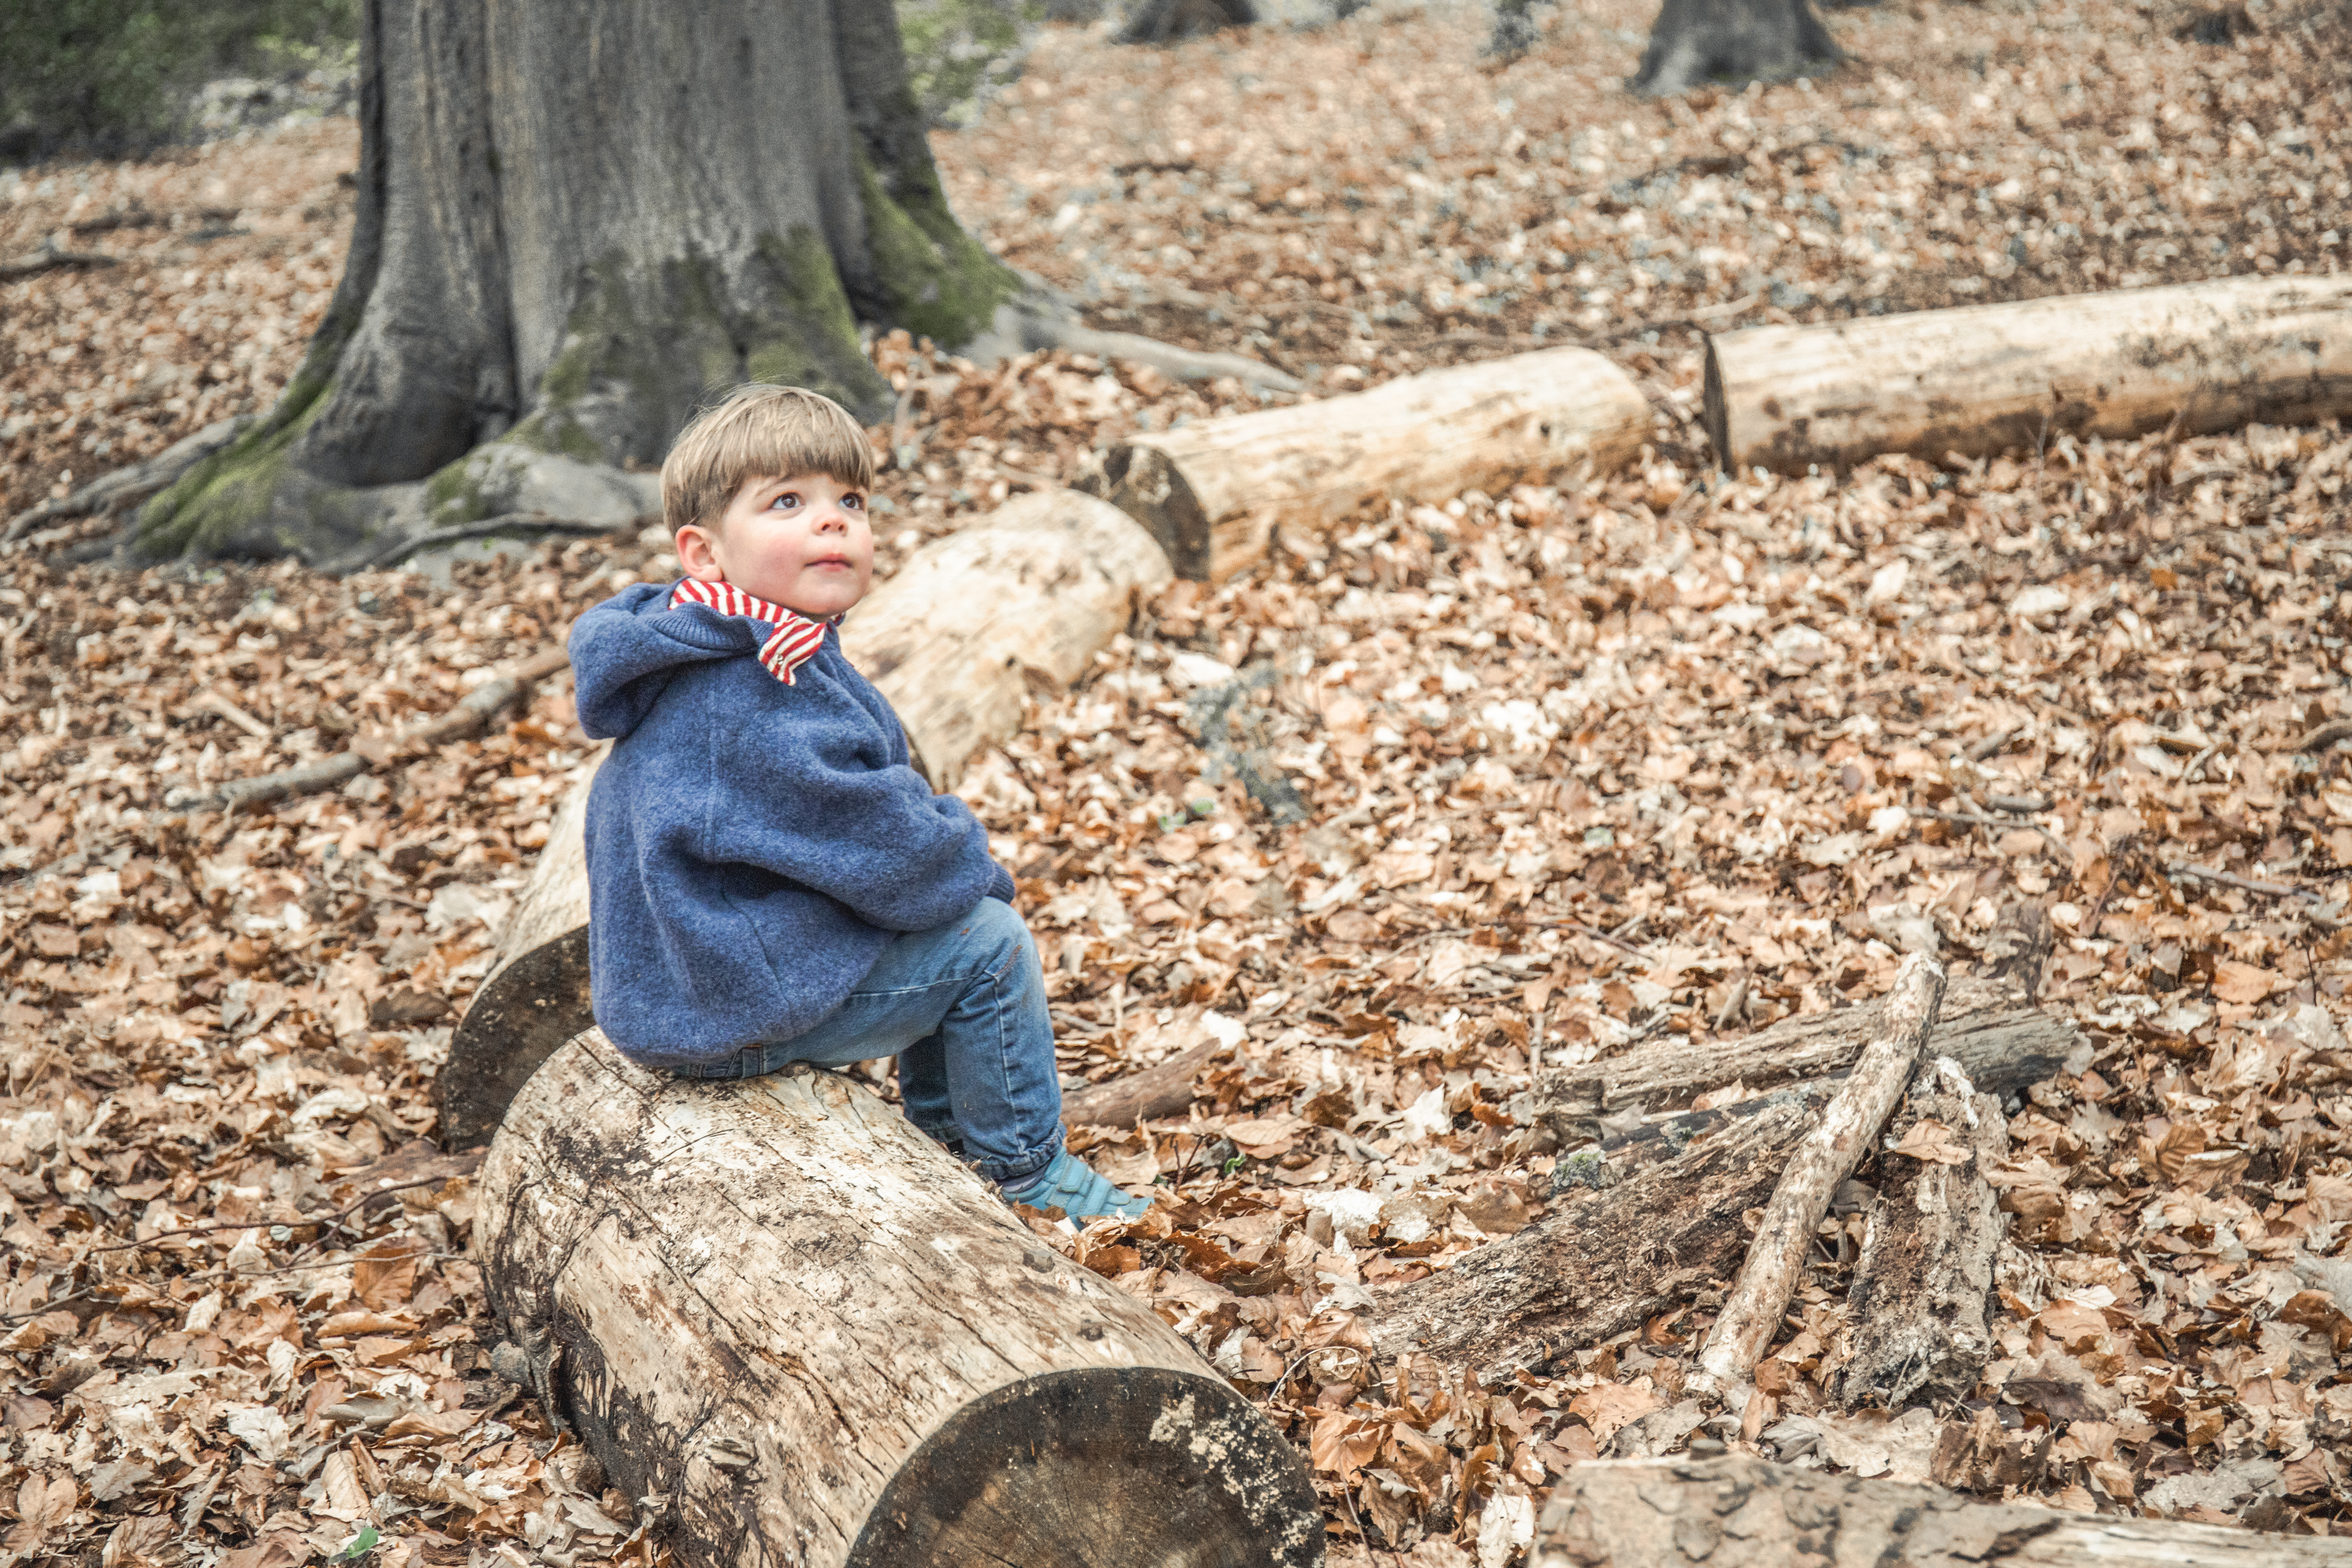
[676,470,874,618]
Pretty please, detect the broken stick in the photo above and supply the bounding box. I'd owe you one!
[1692,952,1946,1393]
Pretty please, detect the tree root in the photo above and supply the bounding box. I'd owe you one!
[988,299,1305,392]
[4,415,254,543]
[319,513,622,575]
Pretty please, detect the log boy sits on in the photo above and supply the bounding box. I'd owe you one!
[566,383,1150,1222]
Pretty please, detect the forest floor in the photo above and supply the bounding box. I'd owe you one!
[2,0,2351,1563]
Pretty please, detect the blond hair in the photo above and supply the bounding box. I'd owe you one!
[662,384,875,536]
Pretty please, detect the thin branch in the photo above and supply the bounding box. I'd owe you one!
[169,645,573,818]
[83,1174,456,1253]
[0,246,115,282]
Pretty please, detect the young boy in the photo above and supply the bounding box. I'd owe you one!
[567,383,1148,1222]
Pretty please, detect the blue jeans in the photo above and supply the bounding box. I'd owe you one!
[672,898,1063,1185]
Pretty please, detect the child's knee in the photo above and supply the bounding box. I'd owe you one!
[961,895,1034,960]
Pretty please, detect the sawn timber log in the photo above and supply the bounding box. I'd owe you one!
[1079,345,1650,581]
[1534,1455,2352,1568]
[479,1030,1323,1568]
[436,490,1171,1147]
[1704,273,2352,475]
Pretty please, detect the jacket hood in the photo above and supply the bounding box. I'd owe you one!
[569,582,762,741]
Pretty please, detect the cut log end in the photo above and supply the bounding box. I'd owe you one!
[845,1367,1322,1568]
[436,925,592,1149]
[1079,444,1213,580]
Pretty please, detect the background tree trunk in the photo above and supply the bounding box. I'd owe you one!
[138,0,1018,563]
[1630,0,1840,95]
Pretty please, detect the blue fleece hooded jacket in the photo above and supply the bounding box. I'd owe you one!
[568,581,1014,1069]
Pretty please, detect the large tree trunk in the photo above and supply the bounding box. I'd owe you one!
[1629,0,1840,95]
[135,0,1018,564]
[1534,1456,2341,1568]
[479,1032,1325,1568]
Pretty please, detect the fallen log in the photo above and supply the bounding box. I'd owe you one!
[1080,345,1650,580]
[1832,1055,2009,1411]
[479,1030,1322,1568]
[1532,974,2080,1145]
[436,491,1172,1147]
[1705,273,2352,475]
[841,487,1173,789]
[1371,1095,1815,1373]
[1063,1038,1231,1128]
[1533,1454,2346,1568]
[1692,954,1944,1390]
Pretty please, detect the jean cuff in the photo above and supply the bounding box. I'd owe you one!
[976,1132,1063,1188]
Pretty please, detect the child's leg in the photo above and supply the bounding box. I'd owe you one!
[712,899,1064,1185]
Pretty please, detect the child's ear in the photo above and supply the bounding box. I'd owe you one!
[675,523,724,581]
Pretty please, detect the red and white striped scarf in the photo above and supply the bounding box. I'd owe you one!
[668,578,830,686]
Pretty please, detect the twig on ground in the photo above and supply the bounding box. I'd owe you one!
[196,687,273,740]
[2294,718,2352,753]
[0,246,115,282]
[84,1174,455,1253]
[2159,863,2342,926]
[1909,804,2071,866]
[169,645,572,818]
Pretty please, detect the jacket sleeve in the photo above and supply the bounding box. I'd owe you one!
[694,674,1013,933]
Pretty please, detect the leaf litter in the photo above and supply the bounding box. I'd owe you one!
[2,0,2351,1564]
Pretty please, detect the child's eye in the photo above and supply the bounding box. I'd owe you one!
[843,493,864,510]
[769,493,798,510]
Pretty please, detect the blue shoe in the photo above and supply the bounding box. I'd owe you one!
[1001,1150,1152,1222]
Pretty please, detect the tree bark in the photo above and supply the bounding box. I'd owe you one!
[478,1031,1323,1568]
[1533,1455,2342,1568]
[1080,346,1650,581]
[1704,274,2352,475]
[1629,0,1840,96]
[1691,955,1943,1390]
[1371,1097,1816,1374]
[436,492,1171,1147]
[1530,975,2081,1146]
[1831,1057,2009,1412]
[136,0,1019,565]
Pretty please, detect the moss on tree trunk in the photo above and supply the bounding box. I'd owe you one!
[138,0,1020,565]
